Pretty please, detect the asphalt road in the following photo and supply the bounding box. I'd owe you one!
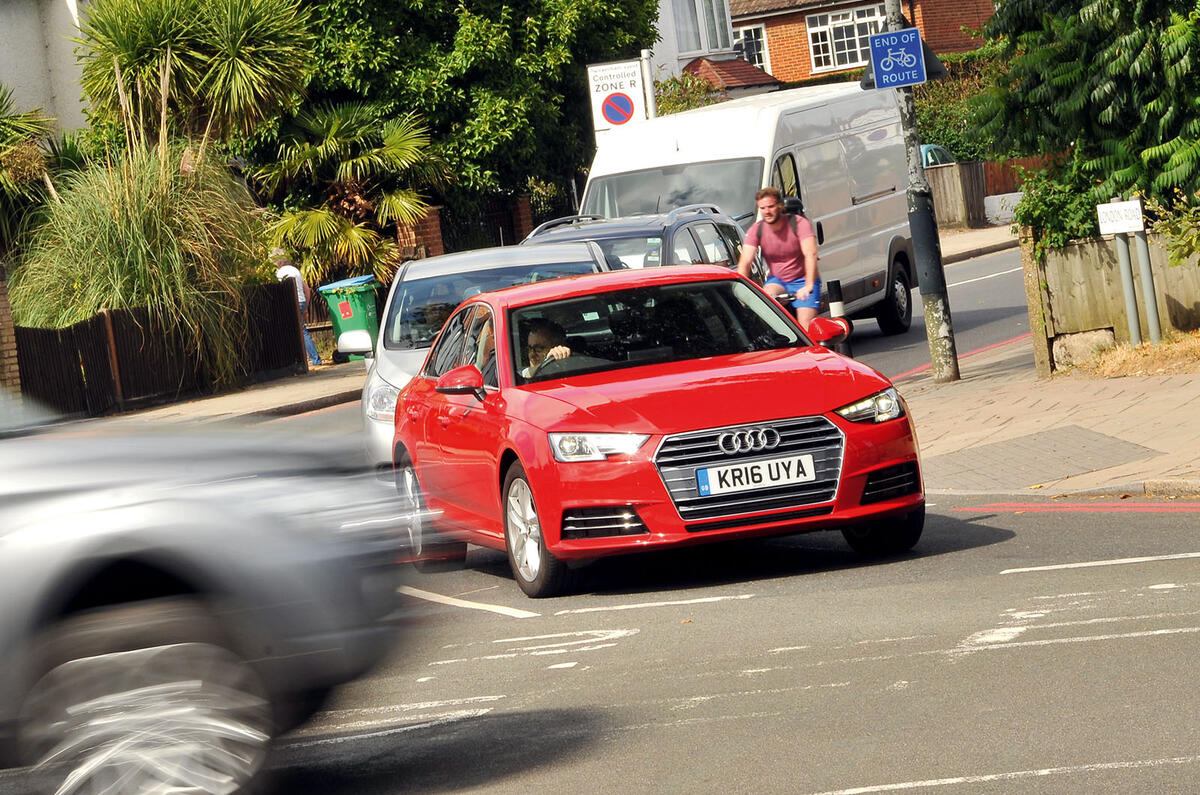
[852,247,1027,379]
[255,493,1200,794]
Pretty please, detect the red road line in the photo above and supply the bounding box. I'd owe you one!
[893,332,1033,381]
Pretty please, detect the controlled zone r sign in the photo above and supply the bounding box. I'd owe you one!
[588,60,646,132]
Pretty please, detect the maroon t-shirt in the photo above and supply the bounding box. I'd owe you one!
[745,215,815,282]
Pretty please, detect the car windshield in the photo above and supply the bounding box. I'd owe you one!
[511,279,804,384]
[383,260,601,350]
[581,158,763,221]
[593,236,664,269]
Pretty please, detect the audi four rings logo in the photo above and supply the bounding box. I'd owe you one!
[717,427,781,454]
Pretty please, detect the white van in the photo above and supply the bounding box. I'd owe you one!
[581,82,915,334]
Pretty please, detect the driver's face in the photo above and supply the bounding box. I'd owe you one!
[527,330,554,367]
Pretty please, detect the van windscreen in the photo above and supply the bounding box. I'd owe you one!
[581,158,763,220]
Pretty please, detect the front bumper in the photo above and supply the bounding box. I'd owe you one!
[533,415,923,560]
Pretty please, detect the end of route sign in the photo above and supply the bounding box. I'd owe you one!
[868,28,927,90]
[588,60,646,132]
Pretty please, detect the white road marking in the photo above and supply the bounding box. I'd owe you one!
[554,594,754,615]
[318,695,506,718]
[1149,582,1180,590]
[805,754,1200,794]
[1002,552,1200,574]
[768,645,812,654]
[946,266,1022,288]
[547,661,578,669]
[284,708,492,749]
[961,627,1028,646]
[962,625,1200,651]
[398,585,540,618]
[427,629,638,666]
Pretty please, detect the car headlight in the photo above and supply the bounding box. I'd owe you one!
[365,380,400,423]
[548,432,650,462]
[835,387,905,423]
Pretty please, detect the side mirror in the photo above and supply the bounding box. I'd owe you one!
[806,316,852,345]
[435,365,486,401]
[338,329,374,356]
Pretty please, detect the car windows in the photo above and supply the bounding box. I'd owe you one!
[595,236,665,269]
[424,308,470,378]
[461,306,498,387]
[689,223,733,268]
[512,280,803,383]
[383,260,601,351]
[670,230,703,266]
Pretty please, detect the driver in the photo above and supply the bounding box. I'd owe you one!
[521,319,571,378]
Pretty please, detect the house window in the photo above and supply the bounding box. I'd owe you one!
[807,3,886,72]
[734,25,769,71]
[674,0,732,55]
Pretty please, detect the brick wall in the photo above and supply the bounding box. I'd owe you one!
[752,0,994,84]
[397,205,445,259]
[514,195,534,241]
[0,263,21,397]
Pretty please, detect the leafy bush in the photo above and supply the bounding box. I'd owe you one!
[1145,192,1200,268]
[11,146,262,387]
[654,72,726,116]
[1010,159,1099,261]
[915,41,1011,162]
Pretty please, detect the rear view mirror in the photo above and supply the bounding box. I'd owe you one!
[435,365,486,401]
[806,316,852,345]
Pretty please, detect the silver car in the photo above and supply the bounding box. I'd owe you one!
[0,402,404,792]
[339,242,614,469]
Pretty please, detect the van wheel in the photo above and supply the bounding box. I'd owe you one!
[875,262,912,335]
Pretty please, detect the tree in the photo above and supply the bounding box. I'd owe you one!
[298,0,659,195]
[973,0,1200,204]
[256,102,447,284]
[78,0,315,151]
[0,83,55,254]
[655,72,726,116]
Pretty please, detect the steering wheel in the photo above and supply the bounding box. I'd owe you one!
[532,355,571,377]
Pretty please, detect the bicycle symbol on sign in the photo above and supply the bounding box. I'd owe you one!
[879,48,917,71]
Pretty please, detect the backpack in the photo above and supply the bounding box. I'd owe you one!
[753,212,802,243]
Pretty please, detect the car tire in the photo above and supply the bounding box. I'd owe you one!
[875,260,912,335]
[18,598,273,794]
[395,457,468,573]
[503,462,568,598]
[841,505,925,556]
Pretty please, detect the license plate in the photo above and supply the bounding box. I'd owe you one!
[696,454,816,497]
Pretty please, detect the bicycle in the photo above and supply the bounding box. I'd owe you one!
[879,48,917,71]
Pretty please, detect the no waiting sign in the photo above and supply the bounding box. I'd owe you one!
[588,60,646,132]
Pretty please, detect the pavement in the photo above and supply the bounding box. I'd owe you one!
[101,223,1200,498]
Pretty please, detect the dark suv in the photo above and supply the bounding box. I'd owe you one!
[521,204,768,282]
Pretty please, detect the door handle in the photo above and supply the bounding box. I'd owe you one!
[816,221,825,245]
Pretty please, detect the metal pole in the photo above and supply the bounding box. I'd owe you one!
[1132,229,1161,344]
[885,0,958,382]
[640,49,658,119]
[1111,198,1140,345]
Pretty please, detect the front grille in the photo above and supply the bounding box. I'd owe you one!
[687,505,833,533]
[861,462,920,504]
[561,506,649,539]
[655,416,844,521]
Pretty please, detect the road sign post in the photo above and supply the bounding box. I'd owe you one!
[870,0,958,382]
[1097,197,1160,344]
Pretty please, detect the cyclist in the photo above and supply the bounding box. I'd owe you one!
[736,187,820,330]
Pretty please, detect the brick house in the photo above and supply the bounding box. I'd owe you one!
[729,0,995,83]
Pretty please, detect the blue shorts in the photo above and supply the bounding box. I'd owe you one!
[766,276,822,309]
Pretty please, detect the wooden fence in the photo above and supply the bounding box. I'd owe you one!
[15,281,305,417]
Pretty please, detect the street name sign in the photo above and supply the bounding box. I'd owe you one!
[588,60,646,132]
[868,28,927,89]
[1096,199,1145,235]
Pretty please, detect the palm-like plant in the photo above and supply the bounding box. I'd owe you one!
[257,103,446,284]
[77,0,313,152]
[0,83,55,253]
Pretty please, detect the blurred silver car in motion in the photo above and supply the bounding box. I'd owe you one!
[0,401,405,793]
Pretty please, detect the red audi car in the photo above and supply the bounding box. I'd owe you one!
[392,265,924,597]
